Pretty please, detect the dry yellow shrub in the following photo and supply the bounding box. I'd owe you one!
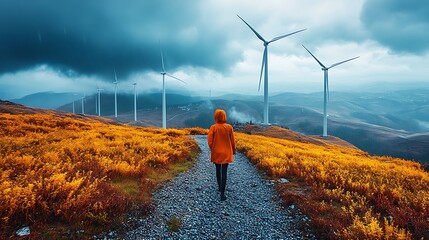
[236,133,428,239]
[0,113,198,236]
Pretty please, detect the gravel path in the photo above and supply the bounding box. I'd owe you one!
[118,135,313,239]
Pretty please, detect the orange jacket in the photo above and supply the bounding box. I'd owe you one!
[207,109,236,164]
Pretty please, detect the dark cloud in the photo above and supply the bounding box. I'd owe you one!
[361,0,429,54]
[0,0,238,79]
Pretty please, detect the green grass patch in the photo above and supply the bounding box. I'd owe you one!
[146,160,194,185]
[111,177,140,197]
[168,160,194,172]
[166,216,182,232]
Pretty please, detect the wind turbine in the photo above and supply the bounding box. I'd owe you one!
[237,14,306,124]
[133,82,137,121]
[113,69,119,118]
[72,100,75,114]
[302,45,359,137]
[97,87,103,116]
[160,44,186,129]
[81,92,85,115]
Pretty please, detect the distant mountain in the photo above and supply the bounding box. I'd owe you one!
[11,92,82,109]
[270,89,429,132]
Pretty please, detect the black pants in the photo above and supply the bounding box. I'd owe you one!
[215,163,228,195]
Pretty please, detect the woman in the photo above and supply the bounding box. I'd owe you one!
[207,109,236,201]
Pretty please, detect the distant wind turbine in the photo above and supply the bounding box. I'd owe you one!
[95,93,98,114]
[113,69,119,118]
[97,87,103,116]
[160,44,186,129]
[72,93,78,114]
[237,14,306,124]
[133,82,137,121]
[302,45,359,137]
[81,92,85,115]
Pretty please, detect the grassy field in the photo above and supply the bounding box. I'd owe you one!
[236,132,429,239]
[0,111,200,238]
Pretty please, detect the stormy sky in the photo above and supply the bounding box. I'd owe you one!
[0,0,428,99]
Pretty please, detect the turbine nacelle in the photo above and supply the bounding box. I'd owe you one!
[302,44,359,71]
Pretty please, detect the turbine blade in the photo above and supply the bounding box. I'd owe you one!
[302,45,326,69]
[237,14,267,43]
[328,56,360,69]
[269,29,306,43]
[166,73,187,84]
[258,48,267,92]
[114,68,118,83]
[160,41,166,72]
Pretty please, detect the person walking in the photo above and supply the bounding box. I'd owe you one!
[207,109,236,201]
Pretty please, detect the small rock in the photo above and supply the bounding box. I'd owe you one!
[16,226,30,237]
[278,178,289,183]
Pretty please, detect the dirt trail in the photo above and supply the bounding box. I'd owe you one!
[120,135,313,239]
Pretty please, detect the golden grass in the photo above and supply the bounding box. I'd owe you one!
[236,132,428,239]
[0,112,199,237]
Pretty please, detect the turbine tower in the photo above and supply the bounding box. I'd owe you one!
[302,45,359,137]
[237,14,306,124]
[97,87,103,116]
[133,82,137,121]
[113,69,118,118]
[160,44,186,129]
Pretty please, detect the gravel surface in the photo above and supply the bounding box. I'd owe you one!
[109,135,314,239]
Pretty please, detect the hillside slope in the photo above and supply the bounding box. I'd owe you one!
[0,101,199,238]
[233,123,357,149]
[236,132,429,239]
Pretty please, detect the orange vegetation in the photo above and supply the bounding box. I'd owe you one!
[236,132,429,239]
[0,112,198,236]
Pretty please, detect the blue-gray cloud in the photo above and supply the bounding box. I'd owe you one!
[361,0,429,54]
[0,0,239,79]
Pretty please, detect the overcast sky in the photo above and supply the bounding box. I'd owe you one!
[0,0,428,99]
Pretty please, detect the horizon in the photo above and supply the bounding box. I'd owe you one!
[4,82,429,102]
